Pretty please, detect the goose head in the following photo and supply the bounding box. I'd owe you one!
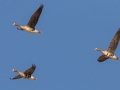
[94,48,101,51]
[12,69,18,72]
[13,23,20,26]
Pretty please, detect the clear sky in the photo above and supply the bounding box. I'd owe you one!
[0,0,120,90]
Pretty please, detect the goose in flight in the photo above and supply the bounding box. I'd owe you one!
[94,29,120,62]
[13,4,44,34]
[10,64,37,80]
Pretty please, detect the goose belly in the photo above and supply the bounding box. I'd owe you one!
[24,75,36,80]
[102,51,113,56]
[21,26,34,32]
[102,51,118,60]
[18,72,26,77]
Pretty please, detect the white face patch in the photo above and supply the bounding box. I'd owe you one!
[12,69,15,72]
[94,48,97,50]
[13,23,15,25]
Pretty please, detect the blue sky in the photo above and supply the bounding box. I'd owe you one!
[0,0,120,90]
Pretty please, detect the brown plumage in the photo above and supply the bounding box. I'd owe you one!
[10,75,21,80]
[97,55,108,62]
[95,29,120,62]
[10,64,37,80]
[13,4,44,34]
[24,64,36,76]
[107,29,120,54]
[27,4,44,29]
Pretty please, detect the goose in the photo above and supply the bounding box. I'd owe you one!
[10,64,37,80]
[13,4,44,34]
[94,29,120,62]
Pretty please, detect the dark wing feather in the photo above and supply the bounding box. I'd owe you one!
[97,55,108,62]
[10,75,22,80]
[107,29,120,54]
[24,64,36,76]
[27,4,44,28]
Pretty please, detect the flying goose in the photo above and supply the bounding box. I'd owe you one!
[94,29,120,62]
[13,4,44,34]
[10,64,37,80]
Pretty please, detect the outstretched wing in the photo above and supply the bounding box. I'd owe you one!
[10,75,22,80]
[97,55,108,62]
[27,4,44,28]
[24,64,36,76]
[107,29,120,54]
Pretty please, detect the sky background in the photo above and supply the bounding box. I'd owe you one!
[0,0,120,90]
